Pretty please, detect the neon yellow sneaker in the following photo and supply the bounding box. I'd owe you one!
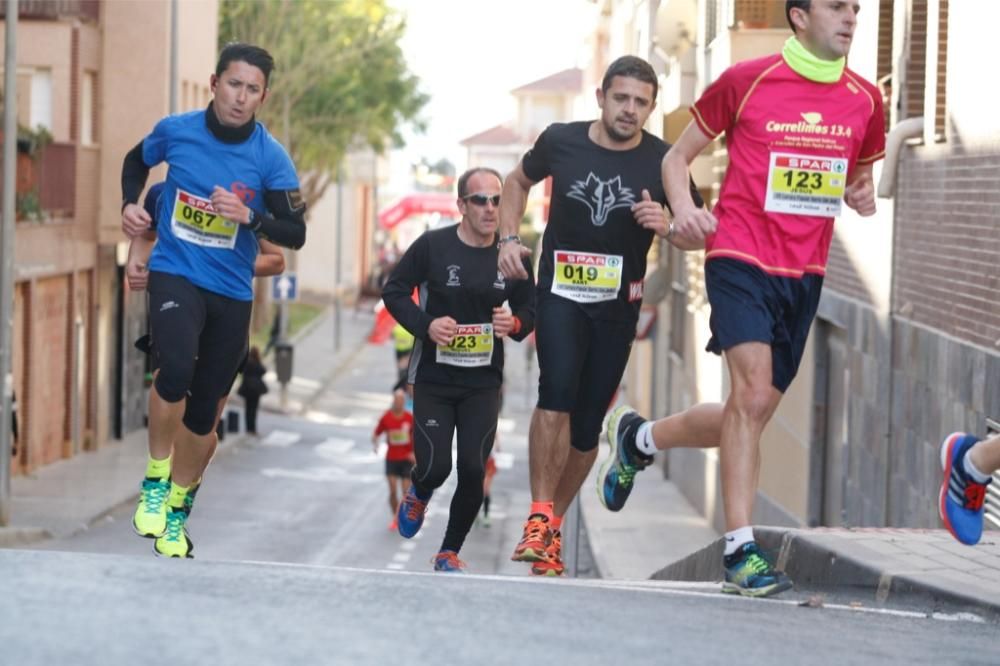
[132,477,170,538]
[153,508,193,558]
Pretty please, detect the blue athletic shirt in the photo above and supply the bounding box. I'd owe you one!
[142,110,299,301]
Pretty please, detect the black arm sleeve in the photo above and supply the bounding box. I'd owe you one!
[121,141,150,210]
[251,189,307,250]
[508,257,536,342]
[382,235,434,340]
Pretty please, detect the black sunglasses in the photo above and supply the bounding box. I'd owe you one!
[462,193,501,207]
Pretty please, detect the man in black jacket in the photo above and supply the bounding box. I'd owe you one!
[382,167,535,572]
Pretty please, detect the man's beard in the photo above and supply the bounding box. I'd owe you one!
[603,116,637,143]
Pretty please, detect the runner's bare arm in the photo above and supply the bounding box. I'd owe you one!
[662,122,718,242]
[253,239,286,277]
[497,163,535,280]
[125,234,156,291]
[844,162,876,217]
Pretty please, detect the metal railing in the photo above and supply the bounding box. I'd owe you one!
[985,419,1000,529]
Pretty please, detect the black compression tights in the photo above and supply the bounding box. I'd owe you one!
[411,383,499,553]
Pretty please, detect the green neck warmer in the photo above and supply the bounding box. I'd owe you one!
[782,36,845,83]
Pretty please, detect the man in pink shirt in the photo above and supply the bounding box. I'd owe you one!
[597,0,885,597]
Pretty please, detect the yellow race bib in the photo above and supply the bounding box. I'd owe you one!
[436,323,494,368]
[551,251,622,303]
[764,153,847,217]
[172,189,239,249]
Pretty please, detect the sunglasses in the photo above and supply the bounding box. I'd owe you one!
[462,193,501,207]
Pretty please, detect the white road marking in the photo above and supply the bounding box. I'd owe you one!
[314,438,357,457]
[392,552,411,563]
[260,466,382,483]
[386,563,405,570]
[259,430,301,447]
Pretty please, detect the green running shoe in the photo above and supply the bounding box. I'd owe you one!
[722,542,793,598]
[153,508,193,558]
[132,477,170,538]
[597,406,653,511]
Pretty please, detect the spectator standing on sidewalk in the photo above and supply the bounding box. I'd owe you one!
[596,0,885,598]
[237,346,268,436]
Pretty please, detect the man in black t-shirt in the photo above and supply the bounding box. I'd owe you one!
[383,167,535,573]
[497,55,703,576]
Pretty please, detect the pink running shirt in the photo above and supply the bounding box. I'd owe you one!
[691,53,885,277]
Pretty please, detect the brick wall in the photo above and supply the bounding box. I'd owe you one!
[894,140,1000,350]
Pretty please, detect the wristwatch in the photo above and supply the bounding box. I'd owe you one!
[498,235,521,246]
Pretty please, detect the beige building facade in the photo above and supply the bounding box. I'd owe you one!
[2,0,218,475]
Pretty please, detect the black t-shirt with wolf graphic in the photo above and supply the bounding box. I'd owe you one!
[522,121,701,323]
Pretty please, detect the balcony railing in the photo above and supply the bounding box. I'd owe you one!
[0,0,99,22]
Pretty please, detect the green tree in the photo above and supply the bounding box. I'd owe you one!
[219,0,427,206]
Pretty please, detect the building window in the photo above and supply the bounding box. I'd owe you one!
[29,68,53,132]
[81,71,97,145]
[732,0,786,29]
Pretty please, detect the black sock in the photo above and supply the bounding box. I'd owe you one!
[483,495,491,516]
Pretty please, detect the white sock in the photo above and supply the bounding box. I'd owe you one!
[724,526,755,556]
[634,422,657,456]
[963,450,992,484]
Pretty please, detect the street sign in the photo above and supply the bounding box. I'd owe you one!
[272,273,298,301]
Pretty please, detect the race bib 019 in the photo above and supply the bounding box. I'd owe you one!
[172,189,239,249]
[551,251,623,303]
[436,323,494,368]
[764,153,847,217]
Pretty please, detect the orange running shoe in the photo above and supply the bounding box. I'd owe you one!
[531,529,565,576]
[510,514,551,562]
[432,550,467,573]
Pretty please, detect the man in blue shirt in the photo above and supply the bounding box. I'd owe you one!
[120,43,306,558]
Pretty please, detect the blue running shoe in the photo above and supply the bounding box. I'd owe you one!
[939,432,991,546]
[722,542,793,598]
[597,406,654,511]
[397,486,431,538]
[432,550,466,573]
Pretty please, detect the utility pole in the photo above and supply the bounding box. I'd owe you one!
[334,162,343,352]
[0,0,19,526]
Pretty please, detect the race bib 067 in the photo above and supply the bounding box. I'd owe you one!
[172,189,239,249]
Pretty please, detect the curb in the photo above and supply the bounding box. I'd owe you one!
[0,527,51,549]
[651,526,1000,620]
